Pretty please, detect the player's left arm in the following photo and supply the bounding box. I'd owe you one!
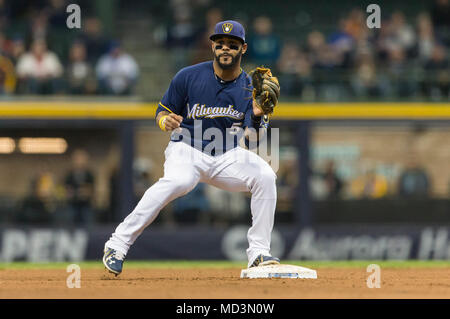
[244,67,280,144]
[243,101,270,147]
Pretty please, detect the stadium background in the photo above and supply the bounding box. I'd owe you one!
[0,0,449,263]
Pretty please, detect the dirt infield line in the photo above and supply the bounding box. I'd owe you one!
[1,267,449,299]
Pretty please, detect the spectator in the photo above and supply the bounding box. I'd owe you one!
[66,41,97,94]
[422,44,449,99]
[64,149,95,227]
[166,8,197,49]
[377,11,416,60]
[46,0,67,30]
[276,148,298,213]
[9,36,25,65]
[0,32,11,55]
[247,16,281,67]
[165,8,198,70]
[191,7,223,64]
[276,42,301,96]
[431,0,450,27]
[276,42,312,97]
[327,17,355,68]
[385,47,416,98]
[0,0,10,31]
[0,50,15,94]
[308,28,349,100]
[346,8,367,42]
[77,17,110,65]
[351,169,388,199]
[28,11,49,43]
[305,30,325,56]
[304,30,329,68]
[398,155,431,198]
[374,18,394,63]
[349,11,374,71]
[415,13,436,61]
[15,38,64,94]
[430,0,450,45]
[389,11,416,54]
[18,172,59,225]
[46,0,77,62]
[308,30,343,67]
[96,41,139,95]
[350,51,383,98]
[294,51,314,98]
[321,161,343,199]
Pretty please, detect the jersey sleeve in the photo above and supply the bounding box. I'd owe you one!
[243,93,256,129]
[156,69,187,116]
[243,93,269,150]
[243,73,256,129]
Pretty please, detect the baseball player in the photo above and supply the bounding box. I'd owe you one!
[103,20,281,276]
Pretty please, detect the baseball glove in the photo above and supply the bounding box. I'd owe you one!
[250,67,280,115]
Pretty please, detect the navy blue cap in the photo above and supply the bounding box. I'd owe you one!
[210,20,246,43]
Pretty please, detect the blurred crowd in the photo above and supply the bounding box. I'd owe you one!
[0,0,448,101]
[15,148,96,227]
[6,141,438,226]
[275,4,450,101]
[156,0,450,101]
[9,148,249,226]
[0,0,139,96]
[309,158,432,201]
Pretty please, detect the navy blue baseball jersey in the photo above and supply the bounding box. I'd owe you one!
[156,61,257,155]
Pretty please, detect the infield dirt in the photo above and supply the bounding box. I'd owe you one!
[1,267,450,299]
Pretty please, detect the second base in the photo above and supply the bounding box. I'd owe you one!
[240,264,317,279]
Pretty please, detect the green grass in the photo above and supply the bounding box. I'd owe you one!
[0,260,449,270]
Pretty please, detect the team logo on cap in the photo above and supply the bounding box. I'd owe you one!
[222,22,233,33]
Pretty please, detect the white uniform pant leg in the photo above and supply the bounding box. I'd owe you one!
[208,147,277,267]
[105,142,201,255]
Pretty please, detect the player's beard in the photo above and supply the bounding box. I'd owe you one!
[214,49,242,70]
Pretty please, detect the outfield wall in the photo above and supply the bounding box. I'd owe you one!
[0,101,449,119]
[0,101,448,252]
[0,225,449,262]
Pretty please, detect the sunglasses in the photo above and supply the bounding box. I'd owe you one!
[215,43,240,51]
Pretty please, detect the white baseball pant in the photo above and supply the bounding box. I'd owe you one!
[105,141,277,267]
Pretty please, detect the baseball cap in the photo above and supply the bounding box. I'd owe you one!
[210,20,246,43]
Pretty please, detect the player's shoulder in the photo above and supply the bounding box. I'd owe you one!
[241,68,253,87]
[241,69,251,81]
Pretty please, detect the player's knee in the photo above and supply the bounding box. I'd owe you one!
[255,167,277,187]
[171,175,197,195]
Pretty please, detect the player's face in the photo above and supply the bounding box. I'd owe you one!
[212,37,247,70]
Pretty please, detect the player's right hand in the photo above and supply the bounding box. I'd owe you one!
[163,113,183,131]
